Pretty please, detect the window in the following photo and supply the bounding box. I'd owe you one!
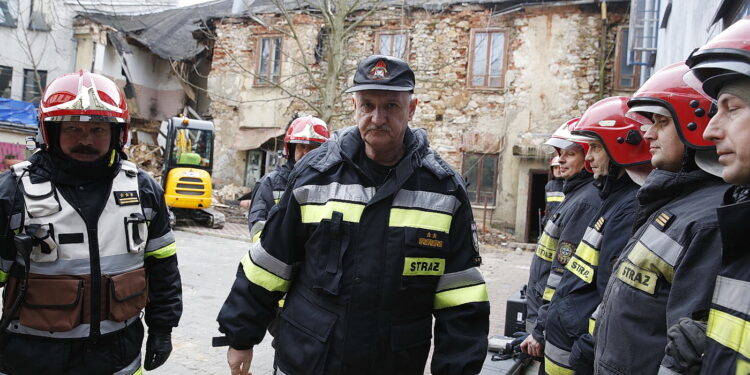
[28,0,51,31]
[22,69,46,103]
[469,29,506,88]
[627,0,659,67]
[0,0,18,28]
[245,150,265,187]
[615,28,640,90]
[376,33,408,59]
[0,66,11,98]
[255,36,282,85]
[462,153,498,205]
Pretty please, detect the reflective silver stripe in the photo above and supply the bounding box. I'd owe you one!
[114,353,141,375]
[8,315,139,338]
[145,231,175,252]
[27,253,144,276]
[435,267,485,293]
[250,242,293,280]
[9,213,22,230]
[0,259,12,273]
[582,227,602,248]
[591,304,601,320]
[143,207,155,221]
[547,272,562,289]
[392,189,461,215]
[657,365,680,375]
[545,341,571,366]
[276,368,289,375]
[273,190,284,200]
[546,191,564,198]
[712,275,750,315]
[293,183,375,205]
[640,225,682,267]
[544,220,561,238]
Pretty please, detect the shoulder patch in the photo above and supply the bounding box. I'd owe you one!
[557,241,575,265]
[594,216,606,232]
[114,191,140,206]
[653,210,675,231]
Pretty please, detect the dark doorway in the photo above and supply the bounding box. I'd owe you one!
[525,169,549,243]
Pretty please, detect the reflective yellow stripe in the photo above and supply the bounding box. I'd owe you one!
[737,359,750,375]
[566,256,595,283]
[403,257,445,276]
[0,270,7,283]
[706,308,750,359]
[300,201,365,223]
[588,318,595,335]
[145,242,177,259]
[627,241,674,283]
[274,198,280,204]
[545,357,575,375]
[240,253,291,293]
[546,196,564,203]
[251,230,262,243]
[434,283,488,310]
[278,298,285,308]
[536,234,557,262]
[389,208,452,233]
[616,260,657,295]
[575,241,599,266]
[543,287,556,301]
[132,367,142,375]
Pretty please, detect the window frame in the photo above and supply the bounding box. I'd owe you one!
[0,65,11,98]
[375,32,410,60]
[254,35,283,87]
[462,152,499,206]
[22,68,46,103]
[614,27,641,91]
[467,28,508,90]
[0,0,19,28]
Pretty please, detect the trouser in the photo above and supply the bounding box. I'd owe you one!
[0,318,144,375]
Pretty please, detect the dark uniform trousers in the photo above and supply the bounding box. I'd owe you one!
[543,175,639,375]
[217,127,490,375]
[700,187,750,375]
[593,169,726,375]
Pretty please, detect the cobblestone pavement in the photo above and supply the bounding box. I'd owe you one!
[148,227,533,374]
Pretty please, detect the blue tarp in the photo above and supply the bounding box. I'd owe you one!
[0,98,38,127]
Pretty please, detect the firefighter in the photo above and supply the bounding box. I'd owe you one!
[542,156,564,226]
[216,55,489,375]
[591,62,727,375]
[0,71,182,374]
[541,96,653,375]
[657,17,750,375]
[246,115,330,238]
[521,119,602,360]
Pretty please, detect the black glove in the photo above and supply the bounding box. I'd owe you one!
[665,318,707,375]
[144,331,173,371]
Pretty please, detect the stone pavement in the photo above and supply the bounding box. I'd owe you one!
[175,220,252,242]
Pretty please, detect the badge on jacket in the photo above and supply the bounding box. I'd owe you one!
[114,191,140,206]
[557,241,575,265]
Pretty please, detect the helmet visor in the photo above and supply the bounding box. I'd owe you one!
[545,137,580,150]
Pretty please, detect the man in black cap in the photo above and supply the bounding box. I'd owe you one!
[217,55,490,375]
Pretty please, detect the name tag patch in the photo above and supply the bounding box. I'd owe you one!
[617,260,657,294]
[567,257,595,283]
[114,191,140,206]
[408,228,447,250]
[403,257,445,276]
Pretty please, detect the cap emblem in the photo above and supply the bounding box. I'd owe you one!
[367,60,389,80]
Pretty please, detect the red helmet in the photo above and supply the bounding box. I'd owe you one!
[39,70,129,148]
[284,115,330,158]
[627,62,714,150]
[545,118,592,173]
[549,156,560,168]
[571,96,651,166]
[685,17,750,99]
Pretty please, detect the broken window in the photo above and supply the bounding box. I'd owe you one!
[22,69,46,103]
[0,65,11,98]
[376,32,408,59]
[469,29,506,88]
[28,0,51,31]
[462,153,498,205]
[255,36,282,85]
[615,27,640,91]
[0,0,18,28]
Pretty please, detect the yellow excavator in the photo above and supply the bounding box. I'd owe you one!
[160,116,225,228]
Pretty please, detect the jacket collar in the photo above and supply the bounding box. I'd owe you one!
[637,168,721,205]
[562,170,593,195]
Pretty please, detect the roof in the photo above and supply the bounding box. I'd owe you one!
[78,0,233,61]
[0,98,38,129]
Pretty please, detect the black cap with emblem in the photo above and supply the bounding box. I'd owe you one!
[345,55,415,93]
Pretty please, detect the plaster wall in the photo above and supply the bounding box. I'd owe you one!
[653,0,724,71]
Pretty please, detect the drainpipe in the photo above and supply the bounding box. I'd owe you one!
[598,0,608,100]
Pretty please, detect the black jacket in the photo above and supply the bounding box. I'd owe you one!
[593,169,726,375]
[217,126,489,375]
[247,161,293,230]
[543,174,639,374]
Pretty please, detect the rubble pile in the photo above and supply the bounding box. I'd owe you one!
[478,228,514,247]
[213,184,252,205]
[125,144,163,178]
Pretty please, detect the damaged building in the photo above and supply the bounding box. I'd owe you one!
[205,0,637,241]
